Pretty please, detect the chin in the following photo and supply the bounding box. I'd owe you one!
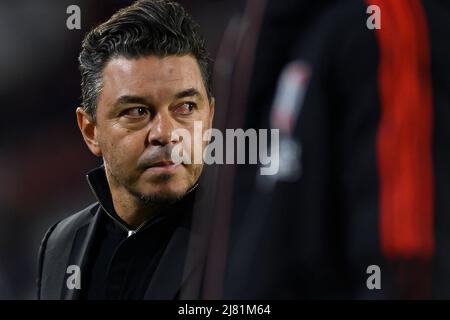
[138,193,179,205]
[136,180,192,205]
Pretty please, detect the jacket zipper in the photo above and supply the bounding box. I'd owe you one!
[87,176,145,237]
[87,175,199,238]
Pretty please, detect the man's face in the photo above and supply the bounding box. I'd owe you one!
[79,55,214,204]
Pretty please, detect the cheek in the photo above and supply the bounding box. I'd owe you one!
[177,120,211,166]
[98,129,146,166]
[185,163,203,182]
[192,163,203,179]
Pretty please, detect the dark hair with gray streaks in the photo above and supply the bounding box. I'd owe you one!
[78,0,212,122]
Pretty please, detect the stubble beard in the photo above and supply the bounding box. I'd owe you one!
[105,161,191,209]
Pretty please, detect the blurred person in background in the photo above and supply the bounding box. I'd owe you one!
[200,0,450,299]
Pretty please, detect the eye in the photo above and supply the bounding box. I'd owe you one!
[122,107,149,118]
[173,102,195,115]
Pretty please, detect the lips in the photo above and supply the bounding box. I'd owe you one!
[149,160,175,168]
[143,160,180,174]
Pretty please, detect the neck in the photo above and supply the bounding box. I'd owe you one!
[104,169,162,229]
[109,187,161,229]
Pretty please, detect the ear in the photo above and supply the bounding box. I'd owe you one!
[208,97,215,129]
[76,107,102,157]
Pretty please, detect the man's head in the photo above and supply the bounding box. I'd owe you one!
[76,0,214,206]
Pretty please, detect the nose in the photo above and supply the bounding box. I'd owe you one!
[148,111,178,146]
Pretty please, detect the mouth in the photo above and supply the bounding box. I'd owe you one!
[150,160,175,167]
[144,160,180,173]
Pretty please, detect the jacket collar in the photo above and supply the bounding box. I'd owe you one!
[60,165,203,299]
[86,165,132,232]
[86,165,200,233]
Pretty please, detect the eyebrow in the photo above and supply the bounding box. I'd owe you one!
[115,95,149,106]
[114,88,203,107]
[174,88,202,100]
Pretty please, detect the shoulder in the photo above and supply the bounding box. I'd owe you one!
[44,202,100,246]
[38,202,100,257]
[37,202,100,298]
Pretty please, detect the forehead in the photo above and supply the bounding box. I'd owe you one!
[100,55,206,101]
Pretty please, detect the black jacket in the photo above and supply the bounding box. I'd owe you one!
[37,166,204,300]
